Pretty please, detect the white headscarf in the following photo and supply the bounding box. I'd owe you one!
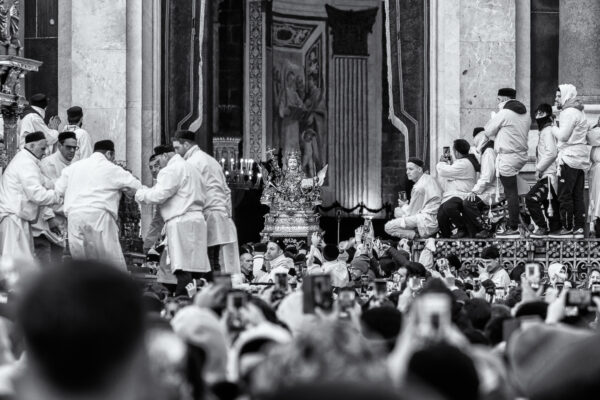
[558,84,577,106]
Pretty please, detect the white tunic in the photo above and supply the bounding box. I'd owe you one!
[62,124,93,161]
[19,106,59,155]
[31,152,71,246]
[0,150,60,260]
[436,158,477,203]
[184,145,240,274]
[54,152,142,269]
[135,154,209,273]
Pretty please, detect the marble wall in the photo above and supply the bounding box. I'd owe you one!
[459,0,516,139]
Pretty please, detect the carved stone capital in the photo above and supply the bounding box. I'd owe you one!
[325,5,378,56]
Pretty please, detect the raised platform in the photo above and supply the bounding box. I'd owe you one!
[413,238,600,283]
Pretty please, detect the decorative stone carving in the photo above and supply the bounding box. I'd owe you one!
[246,0,265,161]
[0,0,20,56]
[0,55,42,161]
[272,21,316,48]
[325,5,378,56]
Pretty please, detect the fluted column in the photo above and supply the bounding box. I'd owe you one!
[326,5,379,210]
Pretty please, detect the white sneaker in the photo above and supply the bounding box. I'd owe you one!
[573,228,584,239]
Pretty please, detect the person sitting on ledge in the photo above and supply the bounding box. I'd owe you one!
[462,127,503,239]
[384,157,442,240]
[436,139,479,239]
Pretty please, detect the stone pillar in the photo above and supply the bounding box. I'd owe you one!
[559,0,600,104]
[244,0,267,161]
[326,5,381,210]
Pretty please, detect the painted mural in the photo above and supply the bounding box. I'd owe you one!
[271,17,327,178]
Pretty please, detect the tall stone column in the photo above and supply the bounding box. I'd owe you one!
[326,5,380,210]
[559,0,600,104]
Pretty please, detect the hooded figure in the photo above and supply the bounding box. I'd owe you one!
[550,84,591,237]
[171,306,229,385]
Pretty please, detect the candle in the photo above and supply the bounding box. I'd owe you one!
[220,158,225,169]
[249,158,254,171]
[225,170,230,176]
[239,158,244,171]
[230,158,234,170]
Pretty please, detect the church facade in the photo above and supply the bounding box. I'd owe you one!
[22,0,599,225]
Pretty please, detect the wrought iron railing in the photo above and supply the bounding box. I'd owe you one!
[412,238,600,284]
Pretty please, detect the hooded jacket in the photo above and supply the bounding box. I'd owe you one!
[484,100,531,176]
[552,84,591,171]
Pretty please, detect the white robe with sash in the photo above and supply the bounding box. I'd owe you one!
[54,152,142,269]
[135,154,210,273]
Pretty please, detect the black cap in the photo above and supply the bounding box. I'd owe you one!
[323,244,340,262]
[25,131,46,144]
[93,140,115,152]
[497,88,516,98]
[473,127,485,137]
[407,157,424,168]
[58,131,77,142]
[173,130,196,142]
[30,93,48,109]
[481,246,500,260]
[153,145,174,156]
[67,106,83,122]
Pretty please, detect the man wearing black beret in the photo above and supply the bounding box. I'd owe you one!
[19,93,61,156]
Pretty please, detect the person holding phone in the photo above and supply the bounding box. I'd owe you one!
[436,139,479,238]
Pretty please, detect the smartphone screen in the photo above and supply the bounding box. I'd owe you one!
[303,274,333,314]
[417,293,451,338]
[566,289,591,307]
[214,273,232,289]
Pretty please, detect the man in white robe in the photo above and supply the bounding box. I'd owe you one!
[483,88,530,237]
[384,158,442,239]
[19,94,60,155]
[54,140,142,269]
[61,106,93,161]
[135,145,210,296]
[0,132,60,262]
[172,130,240,274]
[32,132,78,265]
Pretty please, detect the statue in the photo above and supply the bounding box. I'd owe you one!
[260,148,327,241]
[8,0,19,54]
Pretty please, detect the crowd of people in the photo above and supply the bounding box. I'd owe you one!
[0,231,598,399]
[386,85,600,240]
[1,85,600,399]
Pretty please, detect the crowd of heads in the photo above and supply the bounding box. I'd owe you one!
[0,229,598,400]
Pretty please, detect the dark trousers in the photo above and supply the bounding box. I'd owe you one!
[208,245,221,272]
[173,271,207,297]
[525,178,561,231]
[499,175,520,230]
[437,197,466,237]
[462,196,486,236]
[557,164,586,230]
[33,235,63,266]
